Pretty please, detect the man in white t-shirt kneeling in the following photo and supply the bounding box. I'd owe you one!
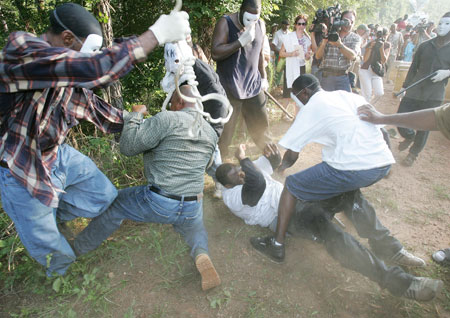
[250,74,443,302]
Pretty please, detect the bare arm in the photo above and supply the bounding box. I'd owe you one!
[258,20,267,80]
[357,104,438,131]
[380,43,390,64]
[315,38,327,60]
[211,17,242,61]
[138,30,159,55]
[277,149,299,173]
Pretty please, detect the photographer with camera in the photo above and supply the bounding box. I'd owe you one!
[359,27,391,102]
[315,9,361,92]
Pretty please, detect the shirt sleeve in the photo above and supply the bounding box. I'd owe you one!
[435,104,450,140]
[279,105,324,152]
[240,158,266,207]
[119,112,168,157]
[0,32,147,93]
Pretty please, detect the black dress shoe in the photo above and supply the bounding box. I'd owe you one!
[250,236,285,263]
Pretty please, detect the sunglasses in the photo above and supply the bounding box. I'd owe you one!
[296,22,307,26]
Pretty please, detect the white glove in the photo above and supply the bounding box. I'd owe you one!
[431,69,450,83]
[149,11,191,45]
[238,23,256,47]
[261,78,269,91]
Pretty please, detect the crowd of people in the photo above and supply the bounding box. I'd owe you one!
[0,0,449,305]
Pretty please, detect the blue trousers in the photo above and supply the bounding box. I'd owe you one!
[74,185,209,259]
[0,144,117,276]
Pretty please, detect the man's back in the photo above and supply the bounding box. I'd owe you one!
[120,109,218,196]
[279,90,395,170]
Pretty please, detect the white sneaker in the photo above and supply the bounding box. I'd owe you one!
[403,277,443,302]
[213,183,223,199]
[391,248,426,267]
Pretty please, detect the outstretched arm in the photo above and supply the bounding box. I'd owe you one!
[277,149,299,174]
[357,104,438,131]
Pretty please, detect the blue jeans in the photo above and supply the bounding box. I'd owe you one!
[74,185,208,259]
[320,74,351,92]
[0,144,117,276]
[286,162,390,201]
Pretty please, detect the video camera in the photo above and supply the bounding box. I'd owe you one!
[312,3,350,42]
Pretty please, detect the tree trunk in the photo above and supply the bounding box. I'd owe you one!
[0,6,9,33]
[95,0,124,110]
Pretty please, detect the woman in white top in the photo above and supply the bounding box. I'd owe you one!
[279,14,312,92]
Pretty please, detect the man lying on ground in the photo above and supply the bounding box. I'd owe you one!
[215,143,283,232]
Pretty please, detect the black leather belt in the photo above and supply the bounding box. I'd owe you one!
[0,161,8,169]
[149,186,198,201]
[321,69,348,77]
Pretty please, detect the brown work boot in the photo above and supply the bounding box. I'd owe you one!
[195,253,221,291]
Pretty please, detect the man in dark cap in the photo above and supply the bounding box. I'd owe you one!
[0,2,190,276]
[250,74,443,302]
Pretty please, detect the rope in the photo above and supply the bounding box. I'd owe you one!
[162,0,233,137]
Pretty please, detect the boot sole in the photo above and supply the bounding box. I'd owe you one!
[195,254,221,291]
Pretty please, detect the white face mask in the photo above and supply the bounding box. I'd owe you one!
[80,34,103,53]
[164,41,193,74]
[243,11,260,28]
[436,17,450,37]
[290,92,304,108]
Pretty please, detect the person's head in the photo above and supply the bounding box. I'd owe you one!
[291,74,321,107]
[239,0,261,28]
[356,24,369,37]
[390,23,397,33]
[215,163,245,188]
[169,85,196,111]
[294,15,308,33]
[47,3,102,52]
[341,10,356,33]
[404,14,408,20]
[437,12,450,37]
[281,19,289,31]
[381,27,389,40]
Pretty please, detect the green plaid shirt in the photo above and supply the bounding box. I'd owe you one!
[121,108,218,196]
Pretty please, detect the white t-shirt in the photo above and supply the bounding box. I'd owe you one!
[222,156,283,228]
[279,90,395,170]
[272,29,288,50]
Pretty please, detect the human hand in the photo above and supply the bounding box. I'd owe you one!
[290,49,300,57]
[238,23,256,47]
[149,11,191,45]
[235,144,247,161]
[328,38,342,47]
[263,143,279,158]
[357,104,384,124]
[305,51,312,60]
[261,78,269,91]
[431,69,450,83]
[132,104,149,116]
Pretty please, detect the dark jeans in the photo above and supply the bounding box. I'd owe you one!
[397,97,442,156]
[218,90,271,156]
[291,190,413,296]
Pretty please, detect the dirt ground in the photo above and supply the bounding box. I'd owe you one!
[2,83,450,318]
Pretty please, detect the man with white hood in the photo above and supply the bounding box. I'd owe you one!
[395,12,450,166]
[211,0,271,157]
[250,74,444,302]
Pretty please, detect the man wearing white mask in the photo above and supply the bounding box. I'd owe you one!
[211,0,271,157]
[250,74,444,302]
[0,2,190,276]
[395,12,450,167]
